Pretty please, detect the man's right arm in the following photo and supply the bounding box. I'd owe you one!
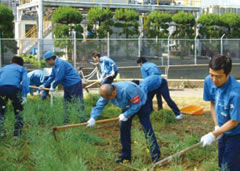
[90,97,109,120]
[210,101,218,126]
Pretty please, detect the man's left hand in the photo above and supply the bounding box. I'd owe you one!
[49,87,55,92]
[119,114,128,122]
[22,97,27,104]
[200,132,215,147]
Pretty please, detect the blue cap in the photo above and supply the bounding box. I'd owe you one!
[44,51,55,60]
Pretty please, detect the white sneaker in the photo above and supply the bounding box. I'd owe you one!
[176,114,183,120]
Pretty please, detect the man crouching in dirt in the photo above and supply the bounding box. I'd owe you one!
[86,82,161,163]
[201,55,240,171]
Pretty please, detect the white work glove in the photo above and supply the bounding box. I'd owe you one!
[87,118,96,127]
[200,132,215,147]
[98,78,103,83]
[214,125,223,140]
[22,97,27,104]
[49,87,55,92]
[39,84,45,90]
[119,114,128,122]
[110,71,115,77]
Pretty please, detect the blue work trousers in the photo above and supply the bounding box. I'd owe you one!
[218,134,240,171]
[120,100,161,162]
[0,85,23,136]
[149,78,180,116]
[101,71,118,84]
[64,81,85,123]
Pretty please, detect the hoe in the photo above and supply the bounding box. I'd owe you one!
[52,117,119,140]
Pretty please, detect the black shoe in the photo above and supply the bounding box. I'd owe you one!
[115,157,131,163]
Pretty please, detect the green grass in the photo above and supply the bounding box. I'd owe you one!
[0,94,218,170]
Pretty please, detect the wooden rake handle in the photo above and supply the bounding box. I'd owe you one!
[85,81,99,88]
[53,117,119,131]
[153,142,202,168]
[29,85,50,91]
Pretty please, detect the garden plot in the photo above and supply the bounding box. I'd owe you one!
[0,93,218,171]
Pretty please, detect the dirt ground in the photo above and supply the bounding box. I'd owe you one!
[87,87,214,170]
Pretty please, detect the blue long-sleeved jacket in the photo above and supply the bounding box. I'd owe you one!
[44,58,81,88]
[0,64,29,97]
[140,62,161,78]
[28,70,47,86]
[90,81,146,119]
[99,56,118,79]
[139,75,162,94]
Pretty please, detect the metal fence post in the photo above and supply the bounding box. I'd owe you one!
[221,34,225,55]
[107,32,110,56]
[73,30,77,69]
[167,35,171,66]
[194,34,198,65]
[138,33,143,57]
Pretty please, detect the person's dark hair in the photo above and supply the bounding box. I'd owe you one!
[91,53,101,58]
[131,80,140,85]
[136,57,147,64]
[46,56,56,60]
[209,55,232,75]
[12,56,24,66]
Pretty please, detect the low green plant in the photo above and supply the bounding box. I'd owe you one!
[20,54,46,68]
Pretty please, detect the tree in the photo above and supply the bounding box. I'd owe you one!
[144,11,172,38]
[143,11,172,58]
[172,11,195,39]
[114,8,139,38]
[172,12,195,58]
[197,14,223,57]
[114,9,139,58]
[0,3,17,63]
[220,13,240,38]
[52,6,83,60]
[197,14,223,38]
[87,7,113,38]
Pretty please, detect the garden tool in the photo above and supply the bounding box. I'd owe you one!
[85,75,113,89]
[29,85,50,91]
[29,86,53,106]
[152,142,202,168]
[152,138,218,169]
[52,117,119,141]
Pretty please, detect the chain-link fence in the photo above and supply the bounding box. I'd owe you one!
[1,38,240,79]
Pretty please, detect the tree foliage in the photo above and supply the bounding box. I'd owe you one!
[172,11,195,38]
[220,13,240,38]
[52,6,82,24]
[0,4,17,61]
[144,11,172,38]
[87,7,113,38]
[197,14,223,38]
[52,6,83,59]
[114,8,139,38]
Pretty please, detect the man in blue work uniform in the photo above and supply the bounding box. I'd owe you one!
[91,53,118,84]
[201,55,240,171]
[0,56,29,138]
[132,75,183,120]
[40,51,85,123]
[28,69,50,100]
[136,57,163,110]
[86,82,161,163]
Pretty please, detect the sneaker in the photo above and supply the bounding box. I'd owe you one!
[176,114,183,120]
[115,157,131,164]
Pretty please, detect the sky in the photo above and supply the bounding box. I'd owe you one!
[202,0,240,7]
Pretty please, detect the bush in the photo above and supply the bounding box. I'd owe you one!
[20,54,46,68]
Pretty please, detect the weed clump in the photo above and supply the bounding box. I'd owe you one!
[151,109,176,126]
